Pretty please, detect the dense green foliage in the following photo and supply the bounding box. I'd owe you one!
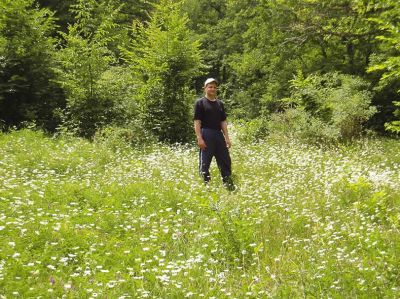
[0,129,399,297]
[1,0,400,140]
[53,0,126,137]
[276,72,377,141]
[367,0,400,133]
[123,0,203,143]
[0,0,64,131]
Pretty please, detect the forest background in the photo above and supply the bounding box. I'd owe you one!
[1,0,400,144]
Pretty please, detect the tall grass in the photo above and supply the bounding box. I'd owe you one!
[0,129,399,298]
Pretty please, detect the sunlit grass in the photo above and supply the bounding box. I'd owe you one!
[0,129,399,298]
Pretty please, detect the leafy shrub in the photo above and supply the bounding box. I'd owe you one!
[268,72,377,142]
[235,118,269,143]
[267,108,341,143]
[93,122,155,150]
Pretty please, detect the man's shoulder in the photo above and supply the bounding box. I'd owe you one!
[194,97,207,107]
[195,97,206,103]
[196,97,223,103]
[195,97,224,107]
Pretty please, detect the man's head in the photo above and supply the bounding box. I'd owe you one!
[204,78,218,87]
[204,78,218,99]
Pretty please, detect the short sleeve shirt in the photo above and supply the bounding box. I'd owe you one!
[194,97,227,130]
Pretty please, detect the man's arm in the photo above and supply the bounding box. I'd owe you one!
[221,120,231,148]
[194,120,206,150]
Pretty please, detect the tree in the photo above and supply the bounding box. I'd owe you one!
[35,0,75,33]
[367,0,400,133]
[182,0,229,87]
[53,0,129,137]
[0,0,64,131]
[124,0,204,143]
[116,0,159,26]
[190,0,386,120]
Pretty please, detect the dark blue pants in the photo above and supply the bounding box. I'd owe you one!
[199,128,231,183]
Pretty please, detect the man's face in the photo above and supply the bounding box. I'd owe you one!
[205,82,217,97]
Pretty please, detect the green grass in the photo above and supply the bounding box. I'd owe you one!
[0,129,399,298]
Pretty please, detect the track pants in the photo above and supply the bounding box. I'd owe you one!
[199,128,231,183]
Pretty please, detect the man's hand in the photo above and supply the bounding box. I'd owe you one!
[225,138,231,148]
[221,121,231,149]
[197,137,207,150]
[194,120,206,150]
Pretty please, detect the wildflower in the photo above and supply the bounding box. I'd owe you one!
[107,281,116,288]
[47,265,56,270]
[50,277,56,285]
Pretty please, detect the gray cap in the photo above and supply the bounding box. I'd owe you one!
[204,78,218,87]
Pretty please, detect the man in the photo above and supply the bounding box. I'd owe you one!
[194,78,234,190]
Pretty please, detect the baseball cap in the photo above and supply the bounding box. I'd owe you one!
[204,78,218,87]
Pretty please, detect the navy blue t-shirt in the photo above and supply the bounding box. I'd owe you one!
[194,97,227,130]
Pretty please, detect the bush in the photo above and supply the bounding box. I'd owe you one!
[327,75,377,138]
[268,72,377,142]
[267,108,341,143]
[93,122,156,150]
[234,118,269,143]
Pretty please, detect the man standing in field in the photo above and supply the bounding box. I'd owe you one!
[194,78,235,190]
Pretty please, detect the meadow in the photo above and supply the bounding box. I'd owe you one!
[0,129,399,298]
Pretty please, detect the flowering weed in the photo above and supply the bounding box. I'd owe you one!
[0,129,399,298]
